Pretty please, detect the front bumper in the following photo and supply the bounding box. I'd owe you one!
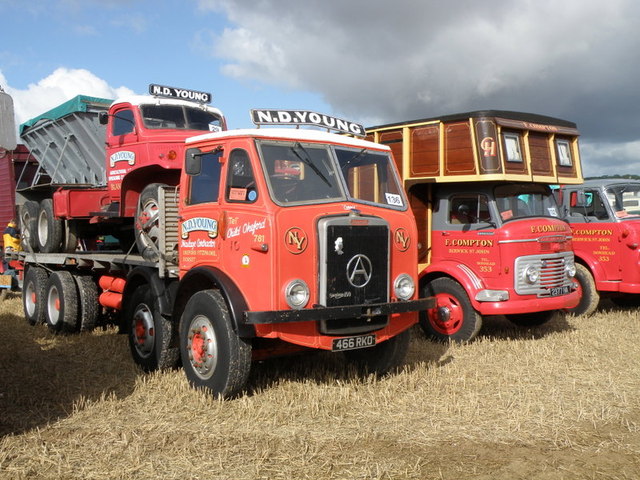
[245,297,434,325]
[475,288,580,316]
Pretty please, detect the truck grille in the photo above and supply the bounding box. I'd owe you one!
[318,216,389,335]
[514,252,574,296]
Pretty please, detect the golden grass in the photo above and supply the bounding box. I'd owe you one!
[2,293,640,479]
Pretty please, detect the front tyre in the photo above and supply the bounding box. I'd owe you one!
[126,284,179,371]
[343,328,411,375]
[566,263,599,316]
[419,277,482,343]
[179,290,251,398]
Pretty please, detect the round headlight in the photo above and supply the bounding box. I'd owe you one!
[285,279,310,309]
[523,265,539,284]
[566,262,576,278]
[394,273,415,300]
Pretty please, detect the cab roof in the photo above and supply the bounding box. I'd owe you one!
[186,128,391,151]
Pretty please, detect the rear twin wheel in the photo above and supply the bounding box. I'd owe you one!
[44,270,78,333]
[125,284,180,371]
[23,265,49,325]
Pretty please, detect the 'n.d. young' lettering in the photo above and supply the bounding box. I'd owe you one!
[251,109,365,136]
[181,217,218,239]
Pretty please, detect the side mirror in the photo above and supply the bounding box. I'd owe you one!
[185,152,202,176]
[574,191,588,208]
[99,111,109,125]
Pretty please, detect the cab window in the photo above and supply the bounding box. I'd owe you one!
[569,190,609,220]
[449,194,491,224]
[226,149,257,203]
[112,108,135,136]
[188,149,222,204]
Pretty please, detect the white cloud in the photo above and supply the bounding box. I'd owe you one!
[0,68,133,126]
[197,0,640,175]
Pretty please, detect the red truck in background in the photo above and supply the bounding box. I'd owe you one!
[554,179,640,315]
[365,111,582,342]
[16,84,226,258]
[8,84,432,397]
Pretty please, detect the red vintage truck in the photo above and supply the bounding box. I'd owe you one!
[365,111,582,341]
[554,179,640,315]
[11,85,432,397]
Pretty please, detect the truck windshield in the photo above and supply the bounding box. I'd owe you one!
[494,184,559,222]
[140,104,223,131]
[257,140,406,209]
[604,184,640,218]
[335,147,406,209]
[259,141,344,204]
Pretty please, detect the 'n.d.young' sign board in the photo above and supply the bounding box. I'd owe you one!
[251,109,365,137]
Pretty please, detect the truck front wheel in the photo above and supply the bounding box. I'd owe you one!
[343,328,411,375]
[135,183,167,262]
[23,266,49,325]
[567,263,599,316]
[179,290,252,398]
[126,284,179,371]
[419,277,482,343]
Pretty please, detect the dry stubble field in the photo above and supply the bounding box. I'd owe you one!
[1,293,640,479]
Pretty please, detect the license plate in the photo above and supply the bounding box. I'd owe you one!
[548,286,569,297]
[332,334,376,352]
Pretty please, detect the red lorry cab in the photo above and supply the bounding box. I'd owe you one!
[365,110,582,341]
[555,179,640,314]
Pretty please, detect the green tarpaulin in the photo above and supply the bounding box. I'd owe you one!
[20,95,113,135]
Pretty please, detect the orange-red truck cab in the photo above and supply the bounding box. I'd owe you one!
[176,121,430,351]
[554,179,640,315]
[366,110,582,342]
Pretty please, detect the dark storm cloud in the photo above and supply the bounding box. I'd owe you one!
[202,0,640,176]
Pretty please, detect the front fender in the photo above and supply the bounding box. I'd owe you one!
[174,265,255,338]
[421,260,485,310]
[573,252,612,291]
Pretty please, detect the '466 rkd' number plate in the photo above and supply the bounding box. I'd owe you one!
[332,334,376,352]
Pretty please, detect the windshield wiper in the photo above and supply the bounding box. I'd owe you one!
[291,142,331,187]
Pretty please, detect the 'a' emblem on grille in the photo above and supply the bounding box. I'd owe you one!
[346,254,372,288]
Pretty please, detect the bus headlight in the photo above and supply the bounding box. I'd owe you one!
[285,279,310,309]
[394,273,415,300]
[523,265,539,284]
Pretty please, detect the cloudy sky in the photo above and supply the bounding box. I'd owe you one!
[1,0,639,177]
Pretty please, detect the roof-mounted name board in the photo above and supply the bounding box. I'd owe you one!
[149,84,211,104]
[251,109,365,137]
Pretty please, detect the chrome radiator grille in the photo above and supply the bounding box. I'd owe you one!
[514,252,574,296]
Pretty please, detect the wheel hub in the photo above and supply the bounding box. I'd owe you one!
[427,294,463,334]
[132,305,155,359]
[187,316,218,380]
